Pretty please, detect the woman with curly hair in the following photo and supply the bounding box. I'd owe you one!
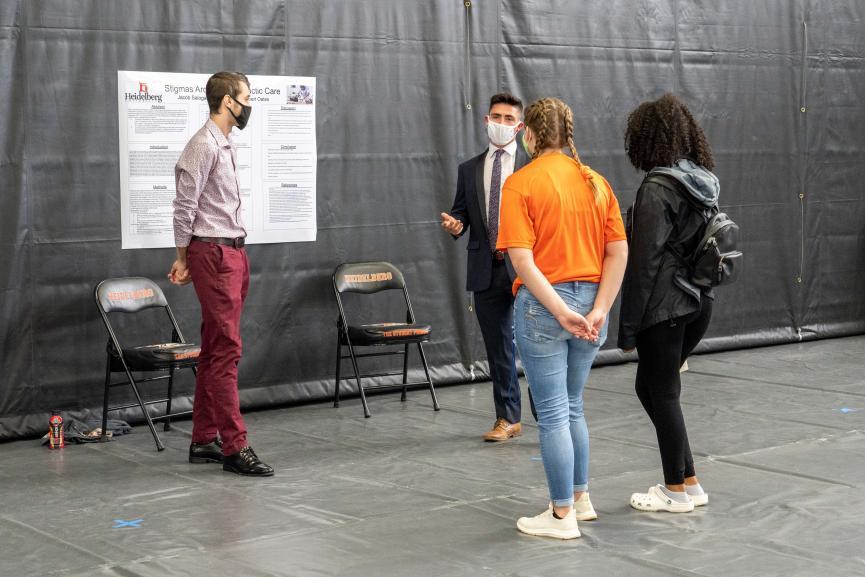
[496,97,628,539]
[619,93,719,513]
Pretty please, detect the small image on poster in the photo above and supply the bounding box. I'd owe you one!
[287,84,314,105]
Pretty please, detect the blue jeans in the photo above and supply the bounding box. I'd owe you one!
[514,282,607,507]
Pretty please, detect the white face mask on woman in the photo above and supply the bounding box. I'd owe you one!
[486,120,519,147]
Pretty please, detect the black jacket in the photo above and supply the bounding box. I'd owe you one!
[617,171,717,350]
[449,143,530,292]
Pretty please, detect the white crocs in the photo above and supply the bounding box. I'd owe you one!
[573,492,597,521]
[630,485,694,513]
[517,507,581,539]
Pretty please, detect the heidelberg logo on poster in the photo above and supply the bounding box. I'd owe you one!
[124,80,163,103]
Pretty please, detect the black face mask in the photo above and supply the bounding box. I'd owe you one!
[227,95,252,130]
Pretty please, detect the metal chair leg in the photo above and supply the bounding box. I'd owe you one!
[334,334,342,407]
[121,365,165,451]
[101,352,112,442]
[164,367,174,431]
[401,343,409,402]
[346,343,371,418]
[417,342,439,411]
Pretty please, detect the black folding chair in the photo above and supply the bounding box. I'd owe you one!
[94,277,200,451]
[333,262,440,418]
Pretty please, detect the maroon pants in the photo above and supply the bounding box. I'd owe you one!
[187,239,249,455]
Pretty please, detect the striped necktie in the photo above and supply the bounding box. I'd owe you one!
[488,148,505,252]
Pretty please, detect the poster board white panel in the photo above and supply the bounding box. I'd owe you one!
[118,70,317,249]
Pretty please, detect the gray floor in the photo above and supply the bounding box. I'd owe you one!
[2,336,865,577]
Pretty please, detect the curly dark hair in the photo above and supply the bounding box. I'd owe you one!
[624,93,714,172]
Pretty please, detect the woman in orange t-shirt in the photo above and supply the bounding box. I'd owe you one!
[496,98,628,539]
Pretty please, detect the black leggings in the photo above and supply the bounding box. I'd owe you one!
[635,297,713,485]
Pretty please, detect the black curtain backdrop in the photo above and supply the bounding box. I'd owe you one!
[2,0,863,440]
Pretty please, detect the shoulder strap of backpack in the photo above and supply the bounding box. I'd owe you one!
[642,173,714,267]
[643,173,678,191]
[640,174,688,265]
[644,173,717,216]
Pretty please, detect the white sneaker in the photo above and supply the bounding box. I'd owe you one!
[573,492,597,521]
[688,491,709,507]
[517,507,581,539]
[630,485,694,513]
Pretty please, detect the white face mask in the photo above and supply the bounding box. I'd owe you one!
[487,120,518,147]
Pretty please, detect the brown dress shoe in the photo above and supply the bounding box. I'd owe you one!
[483,418,522,442]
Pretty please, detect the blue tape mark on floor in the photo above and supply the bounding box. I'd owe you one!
[835,407,860,414]
[113,518,143,528]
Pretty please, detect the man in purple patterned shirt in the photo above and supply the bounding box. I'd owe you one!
[168,71,273,477]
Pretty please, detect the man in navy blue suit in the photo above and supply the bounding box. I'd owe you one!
[441,93,533,442]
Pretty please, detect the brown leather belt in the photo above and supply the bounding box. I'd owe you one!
[493,250,506,261]
[192,235,246,248]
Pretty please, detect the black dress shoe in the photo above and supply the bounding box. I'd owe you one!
[223,446,274,477]
[189,439,223,464]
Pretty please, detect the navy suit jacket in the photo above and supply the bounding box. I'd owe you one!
[449,141,530,292]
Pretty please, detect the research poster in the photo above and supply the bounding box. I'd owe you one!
[118,70,317,249]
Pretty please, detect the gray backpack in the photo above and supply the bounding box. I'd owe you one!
[645,175,743,288]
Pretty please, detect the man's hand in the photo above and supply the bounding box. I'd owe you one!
[168,259,192,285]
[440,212,464,236]
[556,309,597,341]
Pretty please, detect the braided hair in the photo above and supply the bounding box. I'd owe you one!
[524,97,598,195]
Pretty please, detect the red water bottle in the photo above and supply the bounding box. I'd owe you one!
[48,411,64,449]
